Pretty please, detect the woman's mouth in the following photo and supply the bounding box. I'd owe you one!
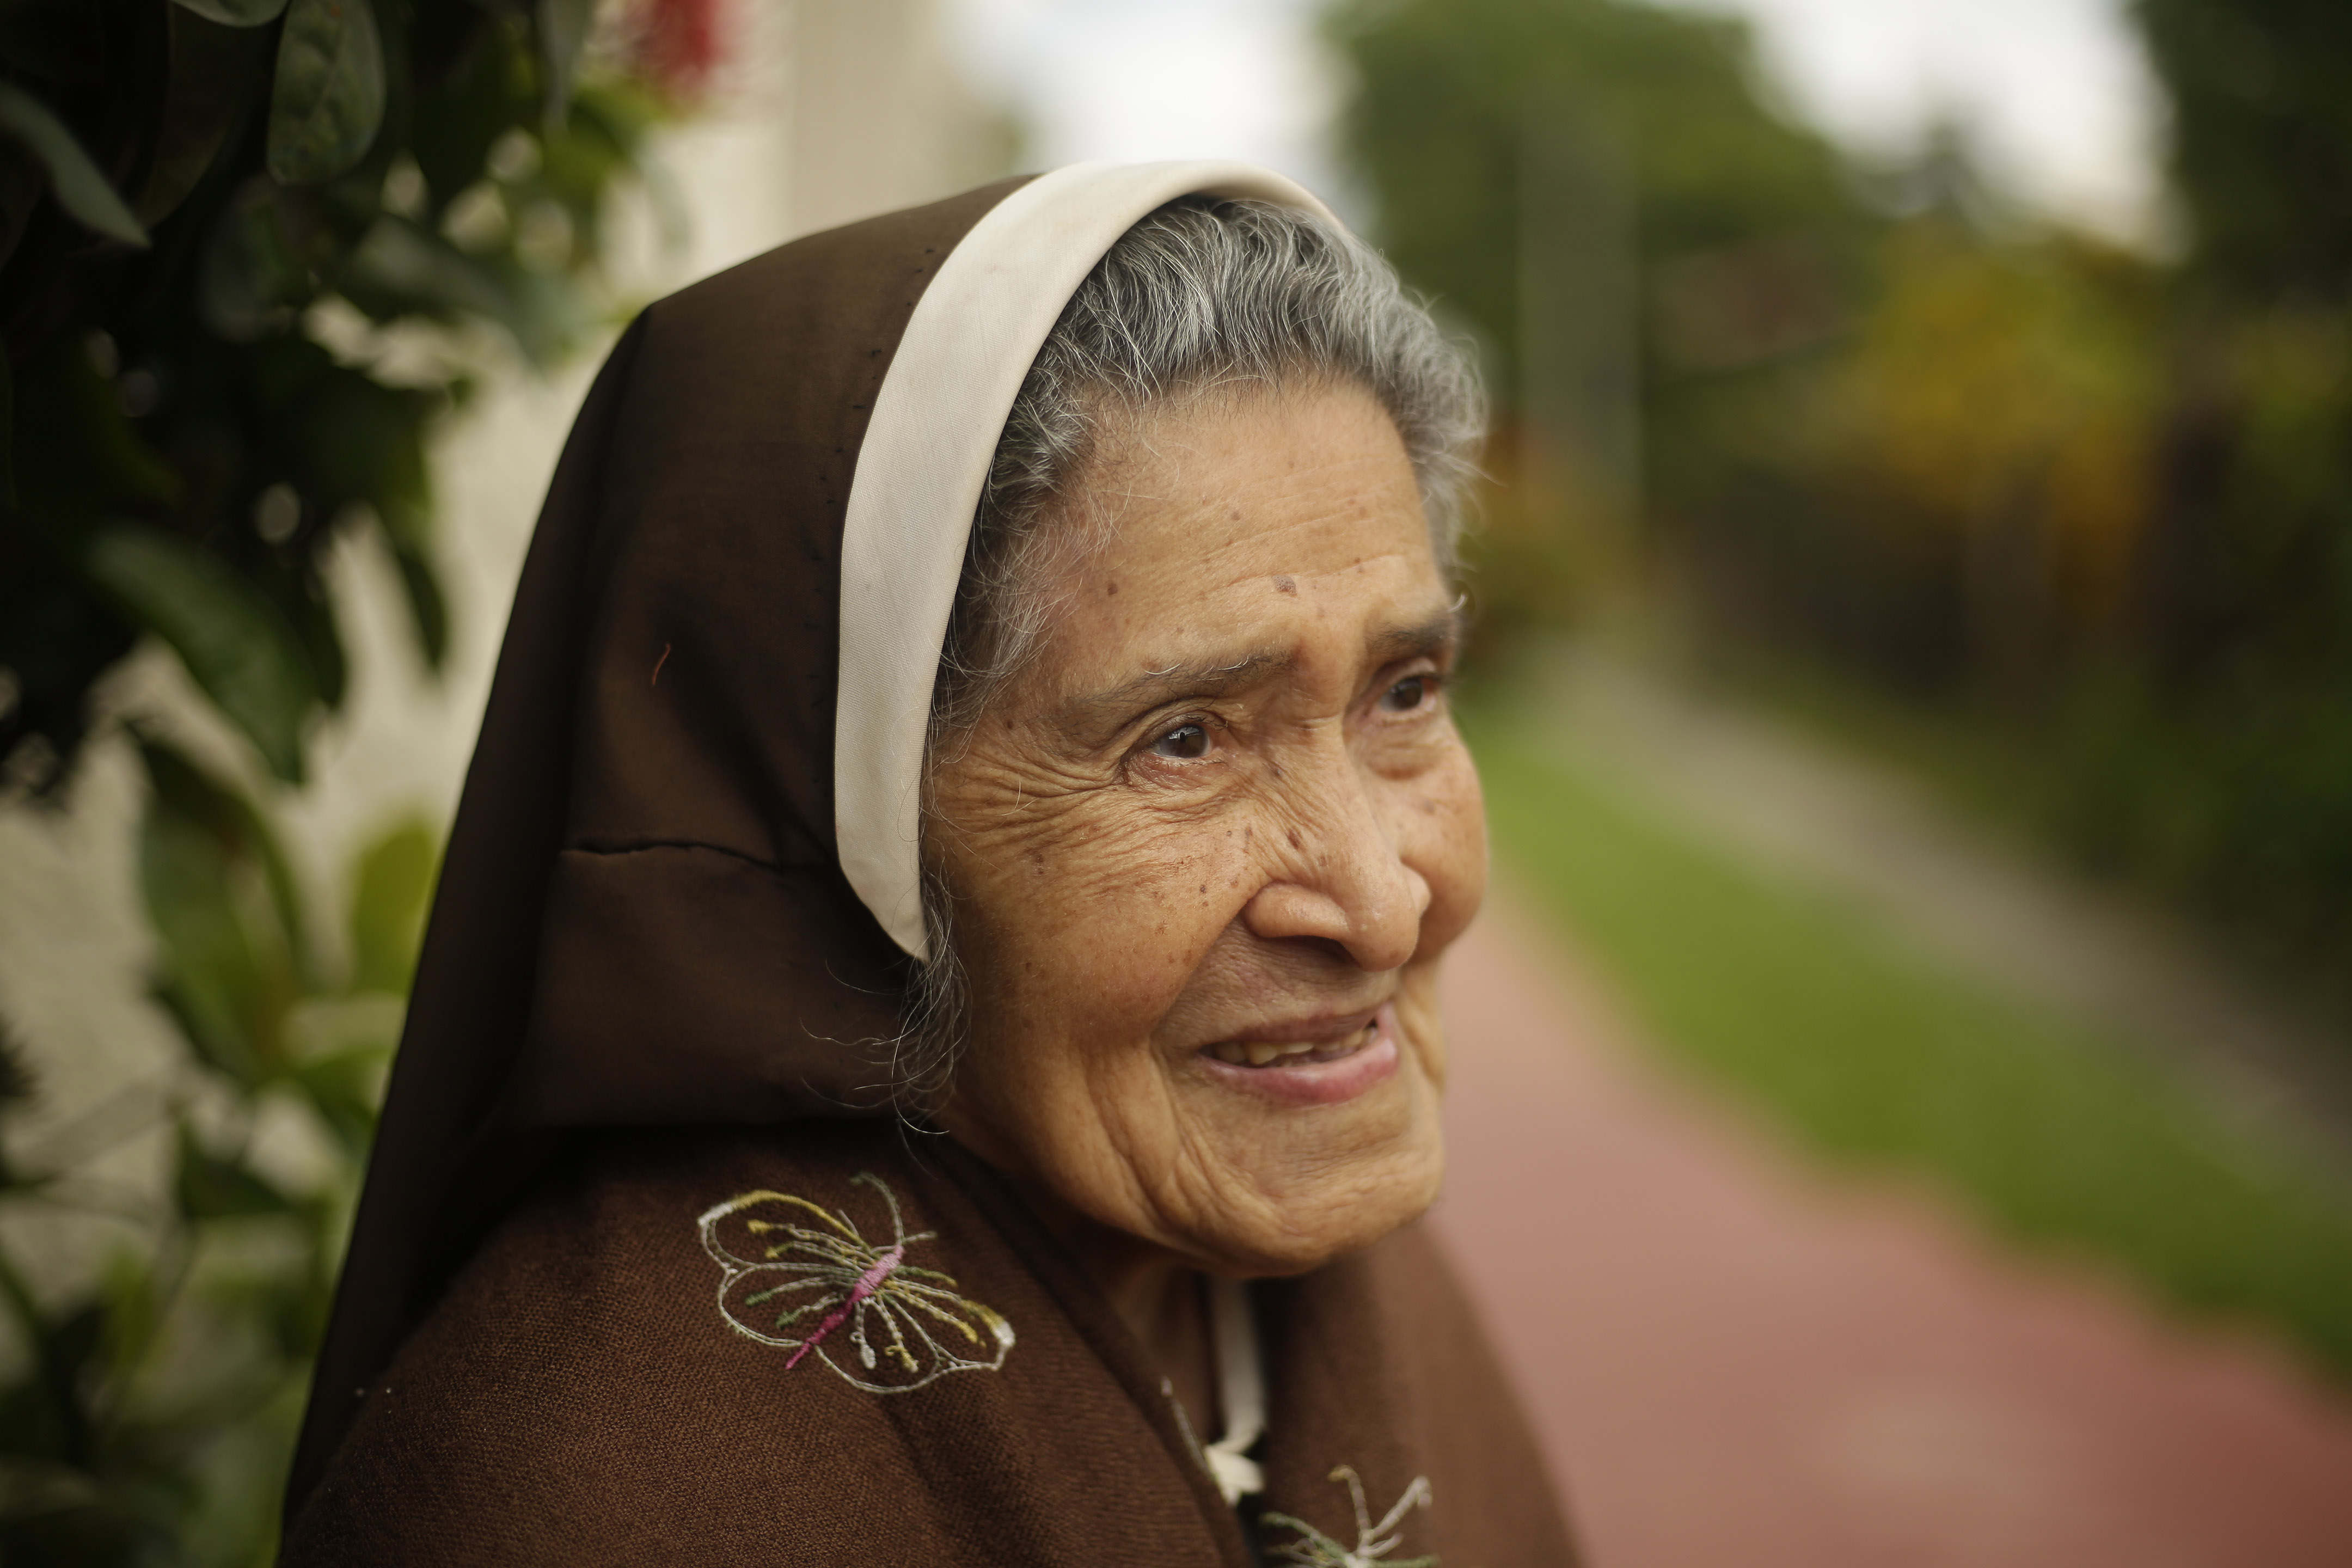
[1195,1005,1401,1105]
[1204,1022,1372,1068]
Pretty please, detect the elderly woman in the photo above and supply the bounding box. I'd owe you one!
[283,164,1577,1565]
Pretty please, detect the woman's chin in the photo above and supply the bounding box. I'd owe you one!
[1197,1139,1447,1277]
[1168,1083,1448,1275]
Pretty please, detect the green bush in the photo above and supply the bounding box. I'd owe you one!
[0,3,689,1557]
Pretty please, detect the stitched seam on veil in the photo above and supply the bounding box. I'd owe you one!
[564,837,825,871]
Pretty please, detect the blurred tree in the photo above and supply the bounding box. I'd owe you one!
[1327,0,1860,400]
[2135,0,2352,301]
[2109,0,2352,978]
[1326,0,1875,640]
[1332,0,2352,997]
[1768,207,2168,701]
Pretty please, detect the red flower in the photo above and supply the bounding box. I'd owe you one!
[628,0,731,102]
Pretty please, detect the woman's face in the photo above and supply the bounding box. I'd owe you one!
[929,383,1485,1278]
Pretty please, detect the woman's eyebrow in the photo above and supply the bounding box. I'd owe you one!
[1367,608,1463,667]
[1055,650,1291,740]
[1054,608,1461,742]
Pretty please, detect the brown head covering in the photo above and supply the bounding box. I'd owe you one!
[289,164,1333,1516]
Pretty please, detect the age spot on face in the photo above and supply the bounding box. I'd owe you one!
[1273,575,1296,595]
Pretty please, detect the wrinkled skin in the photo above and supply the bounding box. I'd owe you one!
[929,383,1487,1330]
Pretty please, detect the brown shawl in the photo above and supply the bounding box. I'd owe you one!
[283,168,1577,1563]
[285,1124,1573,1565]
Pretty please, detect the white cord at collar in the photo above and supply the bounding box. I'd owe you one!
[1203,1275,1266,1504]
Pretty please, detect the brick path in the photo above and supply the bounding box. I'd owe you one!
[1433,908,2352,1568]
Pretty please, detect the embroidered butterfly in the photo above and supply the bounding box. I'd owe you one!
[696,1172,1015,1393]
[1261,1466,1437,1567]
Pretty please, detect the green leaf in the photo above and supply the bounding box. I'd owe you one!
[288,559,351,712]
[261,348,432,533]
[0,1020,34,1106]
[137,751,293,1086]
[266,0,385,187]
[536,0,597,128]
[173,1121,291,1219]
[407,13,532,215]
[171,0,292,23]
[85,529,320,783]
[388,537,448,668]
[139,6,276,228]
[138,739,312,981]
[348,818,438,995]
[340,214,511,317]
[291,1044,389,1159]
[0,84,149,247]
[0,1248,97,1467]
[0,1016,34,1193]
[200,177,315,340]
[341,215,590,365]
[17,333,183,512]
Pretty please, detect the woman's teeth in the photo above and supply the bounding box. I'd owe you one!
[1206,1026,1371,1068]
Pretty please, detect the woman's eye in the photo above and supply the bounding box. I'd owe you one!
[1382,675,1431,712]
[1150,722,1211,759]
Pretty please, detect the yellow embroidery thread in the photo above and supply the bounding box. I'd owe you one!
[697,1172,1015,1392]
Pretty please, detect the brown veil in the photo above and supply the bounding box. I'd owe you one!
[285,164,1333,1516]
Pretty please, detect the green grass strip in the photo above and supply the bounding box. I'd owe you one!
[1467,705,2352,1381]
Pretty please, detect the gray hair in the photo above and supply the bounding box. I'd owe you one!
[889,194,1484,1107]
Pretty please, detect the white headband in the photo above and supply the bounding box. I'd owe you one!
[832,161,1336,960]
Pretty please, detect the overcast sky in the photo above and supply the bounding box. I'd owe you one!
[942,0,2166,242]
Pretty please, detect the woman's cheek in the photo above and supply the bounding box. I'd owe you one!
[1019,818,1234,1015]
[1398,744,1488,956]
[1394,965,1450,1094]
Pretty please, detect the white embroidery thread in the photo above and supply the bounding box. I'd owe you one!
[697,1172,1015,1392]
[1261,1466,1436,1567]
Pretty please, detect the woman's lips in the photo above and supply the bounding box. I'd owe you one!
[1193,1004,1401,1106]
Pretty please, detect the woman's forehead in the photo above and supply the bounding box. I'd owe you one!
[1068,386,1429,573]
[1009,392,1445,704]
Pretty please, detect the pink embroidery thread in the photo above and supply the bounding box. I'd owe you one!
[697,1172,1015,1393]
[784,1244,904,1369]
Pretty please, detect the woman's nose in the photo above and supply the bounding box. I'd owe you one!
[1240,771,1431,973]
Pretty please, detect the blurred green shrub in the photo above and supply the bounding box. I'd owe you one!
[0,744,434,1562]
[0,1,702,1558]
[1472,703,2352,1382]
[0,0,677,791]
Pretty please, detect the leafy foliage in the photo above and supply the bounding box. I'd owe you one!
[1325,0,1877,645]
[1326,0,1862,403]
[2134,0,2352,301]
[0,744,437,1563]
[0,2,699,1559]
[0,0,669,791]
